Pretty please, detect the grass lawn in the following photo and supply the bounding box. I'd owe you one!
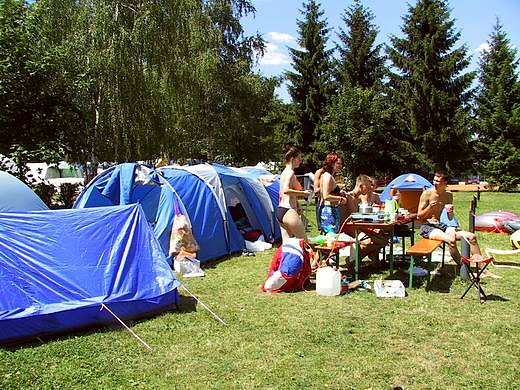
[1,191,520,389]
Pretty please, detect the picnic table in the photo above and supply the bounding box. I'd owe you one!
[343,215,415,280]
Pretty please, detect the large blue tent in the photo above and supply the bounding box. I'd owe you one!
[0,204,179,345]
[75,163,280,263]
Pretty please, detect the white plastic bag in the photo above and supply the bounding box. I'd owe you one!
[374,280,405,298]
[174,256,205,277]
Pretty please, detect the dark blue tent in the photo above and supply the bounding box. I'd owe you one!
[0,204,179,345]
[0,171,48,212]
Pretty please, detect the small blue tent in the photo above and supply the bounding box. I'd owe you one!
[74,163,187,254]
[0,204,179,345]
[0,171,48,212]
[380,173,432,200]
[380,173,432,213]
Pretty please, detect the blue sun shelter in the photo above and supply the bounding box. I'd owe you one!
[380,173,432,213]
[159,164,243,262]
[0,204,179,345]
[0,171,48,212]
[73,163,188,254]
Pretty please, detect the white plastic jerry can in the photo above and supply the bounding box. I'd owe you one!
[315,266,341,296]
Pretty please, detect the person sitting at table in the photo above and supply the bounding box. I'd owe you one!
[359,176,381,205]
[318,153,347,233]
[344,174,388,267]
[417,171,500,278]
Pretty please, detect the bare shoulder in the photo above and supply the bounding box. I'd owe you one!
[280,167,293,184]
[444,190,454,202]
[420,188,434,199]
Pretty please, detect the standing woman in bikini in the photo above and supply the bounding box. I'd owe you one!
[277,144,311,241]
[318,153,347,233]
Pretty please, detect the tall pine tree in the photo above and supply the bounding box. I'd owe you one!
[387,0,474,175]
[475,20,520,190]
[286,0,333,168]
[335,0,384,89]
[320,1,393,181]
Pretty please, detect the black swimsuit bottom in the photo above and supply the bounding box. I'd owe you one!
[276,206,290,224]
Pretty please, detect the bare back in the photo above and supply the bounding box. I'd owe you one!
[279,166,301,209]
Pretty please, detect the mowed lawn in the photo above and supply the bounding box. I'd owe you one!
[1,191,519,389]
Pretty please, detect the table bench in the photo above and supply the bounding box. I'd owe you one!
[406,238,444,288]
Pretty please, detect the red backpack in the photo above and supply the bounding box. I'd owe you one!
[261,239,312,293]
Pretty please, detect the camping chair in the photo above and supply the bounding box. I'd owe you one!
[485,248,520,268]
[460,255,493,304]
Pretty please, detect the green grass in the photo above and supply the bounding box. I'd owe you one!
[1,192,520,389]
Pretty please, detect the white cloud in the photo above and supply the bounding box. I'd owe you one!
[475,42,490,53]
[259,42,291,65]
[268,31,295,43]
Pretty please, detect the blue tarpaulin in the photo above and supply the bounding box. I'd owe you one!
[0,204,179,345]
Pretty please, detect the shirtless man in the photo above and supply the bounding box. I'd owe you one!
[417,172,498,277]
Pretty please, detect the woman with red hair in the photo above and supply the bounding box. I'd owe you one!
[318,153,347,233]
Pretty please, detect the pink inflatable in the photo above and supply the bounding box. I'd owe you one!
[475,211,520,233]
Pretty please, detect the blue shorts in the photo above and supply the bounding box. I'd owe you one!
[319,205,340,233]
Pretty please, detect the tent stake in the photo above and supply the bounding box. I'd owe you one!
[180,284,227,325]
[100,304,153,351]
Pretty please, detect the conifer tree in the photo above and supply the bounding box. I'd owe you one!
[286,0,333,168]
[335,0,384,89]
[387,0,474,174]
[320,1,402,181]
[475,21,520,190]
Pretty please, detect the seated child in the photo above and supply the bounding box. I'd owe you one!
[169,214,199,259]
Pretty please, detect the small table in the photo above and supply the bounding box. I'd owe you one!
[311,241,355,268]
[344,216,415,280]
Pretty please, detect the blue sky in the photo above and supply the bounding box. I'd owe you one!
[242,0,520,102]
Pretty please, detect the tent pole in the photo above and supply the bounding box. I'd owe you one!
[180,284,227,325]
[100,304,153,351]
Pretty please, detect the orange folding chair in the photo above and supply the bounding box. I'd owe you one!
[460,255,493,304]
